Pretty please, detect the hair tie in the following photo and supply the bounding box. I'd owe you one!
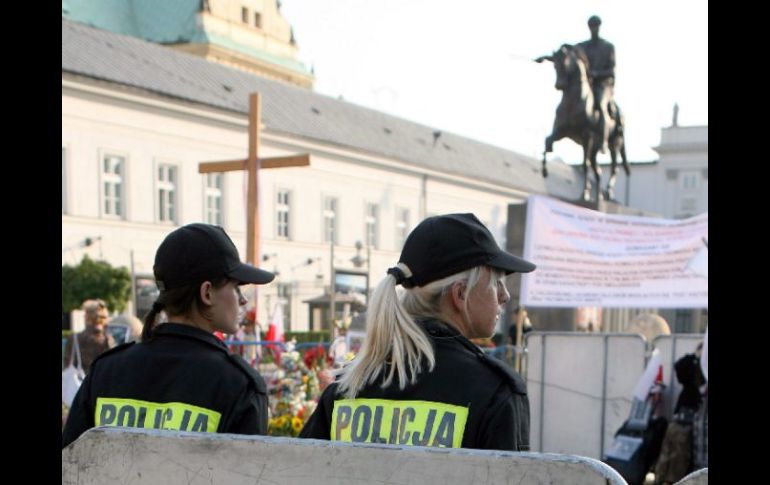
[386,263,414,287]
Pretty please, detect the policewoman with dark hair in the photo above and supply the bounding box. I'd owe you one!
[62,223,274,448]
[300,214,536,451]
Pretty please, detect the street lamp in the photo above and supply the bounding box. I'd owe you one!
[351,240,371,302]
[350,240,366,268]
[62,236,102,255]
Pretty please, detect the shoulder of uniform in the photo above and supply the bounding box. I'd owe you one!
[91,341,136,364]
[226,353,267,394]
[480,353,528,395]
[324,382,343,400]
[449,335,527,395]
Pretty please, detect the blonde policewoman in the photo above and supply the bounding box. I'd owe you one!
[300,213,536,450]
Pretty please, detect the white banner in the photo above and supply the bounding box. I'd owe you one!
[520,195,708,308]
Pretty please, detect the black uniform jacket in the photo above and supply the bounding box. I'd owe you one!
[62,323,267,448]
[300,318,530,451]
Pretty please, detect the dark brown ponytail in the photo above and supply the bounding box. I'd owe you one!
[142,300,165,341]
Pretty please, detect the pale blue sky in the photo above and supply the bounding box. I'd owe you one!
[281,0,708,163]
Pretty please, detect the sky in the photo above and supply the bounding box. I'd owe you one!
[280,0,708,163]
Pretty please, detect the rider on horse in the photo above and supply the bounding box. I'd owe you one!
[577,15,616,154]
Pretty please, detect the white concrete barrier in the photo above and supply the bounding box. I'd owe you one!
[62,427,628,484]
[675,468,708,485]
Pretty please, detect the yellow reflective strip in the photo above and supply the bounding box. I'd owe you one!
[95,397,221,433]
[330,398,468,448]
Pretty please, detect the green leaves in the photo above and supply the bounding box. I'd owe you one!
[61,255,131,313]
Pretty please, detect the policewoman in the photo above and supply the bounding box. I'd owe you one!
[62,223,274,448]
[300,214,536,451]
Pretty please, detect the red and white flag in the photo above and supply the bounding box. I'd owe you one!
[265,303,285,343]
[264,304,284,363]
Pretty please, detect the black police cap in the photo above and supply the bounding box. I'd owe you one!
[395,213,535,288]
[154,223,274,291]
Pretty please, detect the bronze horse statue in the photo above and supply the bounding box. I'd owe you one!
[536,44,629,201]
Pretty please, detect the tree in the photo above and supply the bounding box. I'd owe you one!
[62,255,132,314]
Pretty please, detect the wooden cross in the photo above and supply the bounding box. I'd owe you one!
[198,92,310,267]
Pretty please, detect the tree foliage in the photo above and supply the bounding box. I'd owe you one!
[62,255,132,313]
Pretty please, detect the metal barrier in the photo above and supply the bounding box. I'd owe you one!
[61,338,332,370]
[525,332,647,459]
[223,340,330,350]
[524,332,706,459]
[222,340,331,368]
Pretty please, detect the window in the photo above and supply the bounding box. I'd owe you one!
[680,171,699,190]
[205,173,223,225]
[254,12,262,28]
[395,207,410,249]
[365,203,379,249]
[102,153,125,218]
[157,164,178,223]
[241,7,249,23]
[277,283,291,330]
[62,147,67,214]
[680,197,696,212]
[276,189,290,239]
[323,196,338,243]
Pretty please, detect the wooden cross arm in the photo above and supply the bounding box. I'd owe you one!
[262,154,310,169]
[198,154,310,174]
[199,160,246,174]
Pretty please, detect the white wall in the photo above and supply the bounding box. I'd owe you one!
[604,125,707,219]
[63,78,529,330]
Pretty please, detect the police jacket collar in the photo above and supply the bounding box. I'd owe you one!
[417,317,528,395]
[153,323,229,352]
[417,318,484,355]
[418,317,463,338]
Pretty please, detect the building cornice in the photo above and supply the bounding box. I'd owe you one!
[170,43,313,89]
[653,143,709,155]
[63,75,534,200]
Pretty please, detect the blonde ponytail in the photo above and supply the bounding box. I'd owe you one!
[335,266,487,399]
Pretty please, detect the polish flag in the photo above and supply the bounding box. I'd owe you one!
[265,304,285,344]
[264,304,284,364]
